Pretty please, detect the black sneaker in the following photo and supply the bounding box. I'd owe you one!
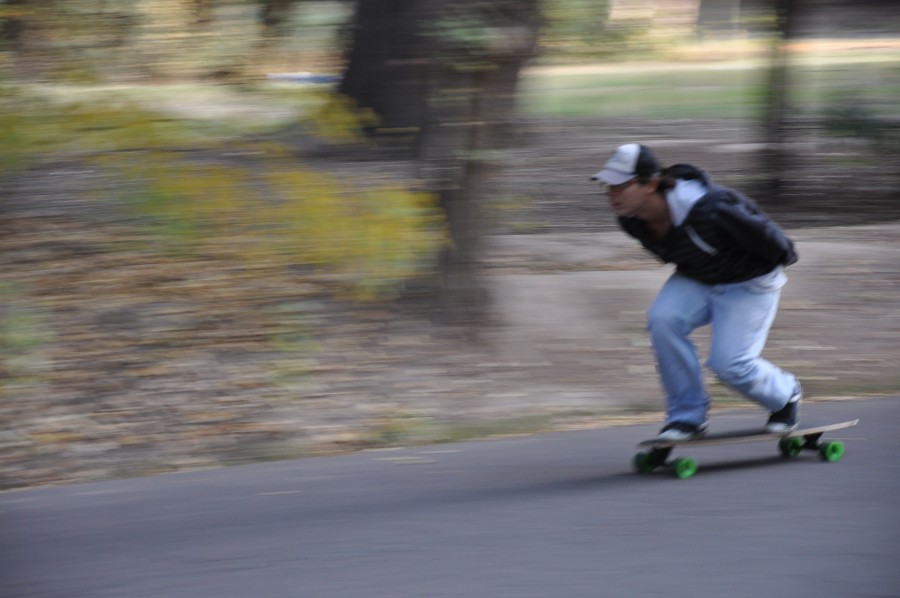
[766,384,802,433]
[657,421,708,441]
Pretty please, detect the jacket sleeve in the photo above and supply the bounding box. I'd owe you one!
[713,191,798,267]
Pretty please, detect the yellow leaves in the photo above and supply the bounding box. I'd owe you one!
[55,101,207,152]
[0,89,444,300]
[0,87,46,174]
[262,170,446,299]
[0,90,213,176]
[309,91,379,143]
[114,154,446,300]
[283,175,446,298]
[0,111,30,173]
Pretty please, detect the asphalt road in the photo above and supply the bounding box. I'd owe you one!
[3,397,898,598]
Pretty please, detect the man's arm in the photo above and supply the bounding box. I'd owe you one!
[714,192,798,267]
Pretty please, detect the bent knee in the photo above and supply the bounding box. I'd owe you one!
[647,305,689,334]
[708,357,756,383]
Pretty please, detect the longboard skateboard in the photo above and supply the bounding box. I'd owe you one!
[634,419,859,479]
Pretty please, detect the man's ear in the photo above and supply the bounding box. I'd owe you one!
[643,176,661,193]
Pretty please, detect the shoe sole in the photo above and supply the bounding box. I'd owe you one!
[765,424,799,434]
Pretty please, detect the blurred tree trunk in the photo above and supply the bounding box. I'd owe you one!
[337,0,429,135]
[339,0,541,327]
[761,0,799,200]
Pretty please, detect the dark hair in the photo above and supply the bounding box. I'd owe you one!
[656,163,706,193]
[635,144,662,184]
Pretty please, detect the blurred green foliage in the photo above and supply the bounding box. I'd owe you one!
[539,0,616,61]
[2,1,897,296]
[519,66,764,119]
[116,154,446,299]
[0,84,53,173]
[0,83,213,173]
[308,90,378,142]
[1,83,446,300]
[0,0,351,82]
[823,92,900,180]
[520,55,900,120]
[0,0,668,80]
[0,284,55,388]
[825,94,900,149]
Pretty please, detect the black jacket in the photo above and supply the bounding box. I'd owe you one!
[619,169,798,284]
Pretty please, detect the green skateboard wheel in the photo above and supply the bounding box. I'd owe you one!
[634,452,656,474]
[671,457,698,479]
[819,441,845,462]
[778,436,804,457]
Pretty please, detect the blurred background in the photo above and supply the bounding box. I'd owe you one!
[2,0,898,489]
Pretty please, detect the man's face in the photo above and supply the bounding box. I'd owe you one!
[604,178,654,218]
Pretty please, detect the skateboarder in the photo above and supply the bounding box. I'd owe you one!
[592,143,802,441]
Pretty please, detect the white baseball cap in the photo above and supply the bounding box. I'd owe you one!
[591,143,661,185]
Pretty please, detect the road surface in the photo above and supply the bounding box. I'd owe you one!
[3,397,897,597]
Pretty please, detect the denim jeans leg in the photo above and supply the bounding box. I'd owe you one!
[647,274,712,425]
[706,279,797,411]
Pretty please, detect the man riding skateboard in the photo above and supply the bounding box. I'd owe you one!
[592,143,802,441]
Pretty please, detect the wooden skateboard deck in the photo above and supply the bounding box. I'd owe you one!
[634,419,859,479]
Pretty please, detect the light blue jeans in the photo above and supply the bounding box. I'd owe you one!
[647,267,798,426]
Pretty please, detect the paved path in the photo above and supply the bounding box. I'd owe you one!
[3,397,897,597]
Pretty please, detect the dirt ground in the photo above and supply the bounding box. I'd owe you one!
[2,117,899,489]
